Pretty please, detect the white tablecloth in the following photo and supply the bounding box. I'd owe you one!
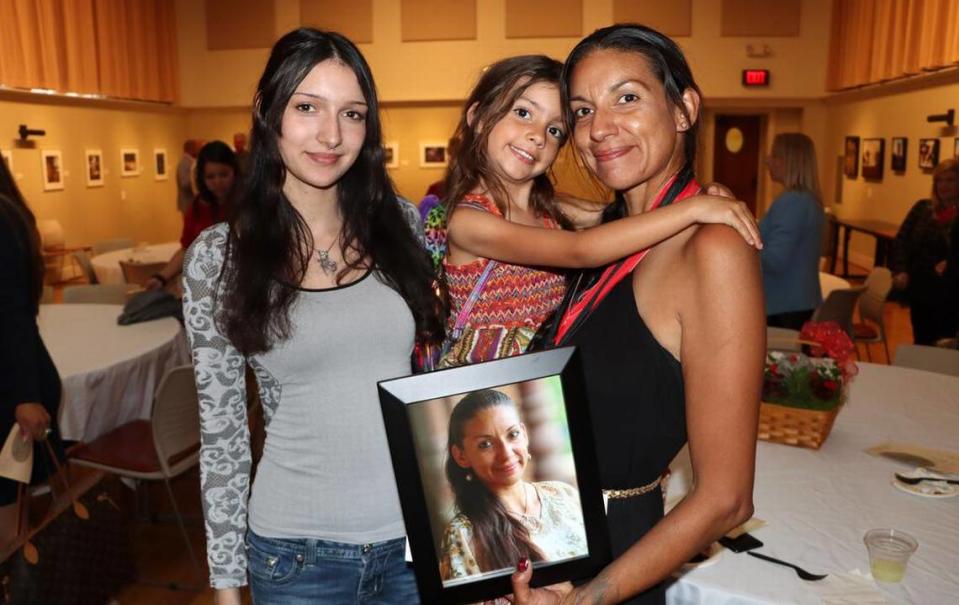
[820,272,851,298]
[38,304,189,442]
[666,363,959,604]
[92,241,180,285]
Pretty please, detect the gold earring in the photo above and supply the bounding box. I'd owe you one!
[466,472,473,482]
[527,453,532,461]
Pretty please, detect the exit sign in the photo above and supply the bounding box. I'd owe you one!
[742,69,770,87]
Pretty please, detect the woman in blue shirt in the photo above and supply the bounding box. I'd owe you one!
[760,133,825,329]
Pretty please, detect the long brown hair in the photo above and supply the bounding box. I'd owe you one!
[0,158,44,310]
[445,389,544,571]
[444,55,572,230]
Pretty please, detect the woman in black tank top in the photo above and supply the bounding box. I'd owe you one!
[512,25,765,605]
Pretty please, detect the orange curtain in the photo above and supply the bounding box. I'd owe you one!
[0,0,177,102]
[828,0,959,91]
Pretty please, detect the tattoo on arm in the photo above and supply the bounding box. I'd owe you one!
[573,568,619,605]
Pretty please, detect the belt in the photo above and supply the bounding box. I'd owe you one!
[602,475,662,500]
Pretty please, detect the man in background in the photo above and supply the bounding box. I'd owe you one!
[176,139,199,213]
[234,132,251,184]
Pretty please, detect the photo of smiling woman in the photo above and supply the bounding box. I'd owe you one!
[418,385,587,584]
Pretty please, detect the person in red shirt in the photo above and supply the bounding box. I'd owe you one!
[147,141,238,291]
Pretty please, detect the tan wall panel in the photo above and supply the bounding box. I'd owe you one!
[505,0,582,39]
[205,0,276,50]
[613,0,692,37]
[401,0,476,41]
[300,0,373,44]
[721,0,801,37]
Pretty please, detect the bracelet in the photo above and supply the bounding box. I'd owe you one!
[151,273,168,286]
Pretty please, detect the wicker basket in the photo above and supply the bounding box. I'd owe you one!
[757,401,840,449]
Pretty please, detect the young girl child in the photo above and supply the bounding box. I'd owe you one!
[438,55,761,367]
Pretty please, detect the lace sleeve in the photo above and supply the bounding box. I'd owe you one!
[440,514,482,580]
[182,224,252,589]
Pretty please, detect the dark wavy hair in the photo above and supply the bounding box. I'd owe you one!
[219,28,444,355]
[445,389,544,572]
[562,23,702,220]
[194,140,238,206]
[0,158,43,311]
[444,55,572,230]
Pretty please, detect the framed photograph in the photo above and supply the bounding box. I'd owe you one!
[891,137,907,172]
[379,348,611,605]
[154,148,168,180]
[954,137,959,159]
[1,149,11,172]
[41,150,64,191]
[384,141,399,169]
[918,138,939,170]
[861,138,884,180]
[843,136,860,178]
[84,149,104,187]
[120,148,139,177]
[420,142,448,168]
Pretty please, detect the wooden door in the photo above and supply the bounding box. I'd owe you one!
[712,115,762,214]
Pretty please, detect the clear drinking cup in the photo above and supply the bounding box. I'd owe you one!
[863,528,918,582]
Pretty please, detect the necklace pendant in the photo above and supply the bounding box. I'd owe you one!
[316,250,338,275]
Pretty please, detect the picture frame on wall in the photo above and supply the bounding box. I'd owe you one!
[843,136,860,178]
[85,150,104,187]
[918,138,939,170]
[384,141,399,169]
[891,137,907,172]
[954,137,959,159]
[154,148,168,181]
[1,149,11,172]
[378,348,611,605]
[121,148,140,177]
[41,150,64,191]
[420,142,448,168]
[861,138,884,180]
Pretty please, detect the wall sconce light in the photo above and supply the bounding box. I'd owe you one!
[927,109,955,126]
[18,124,46,141]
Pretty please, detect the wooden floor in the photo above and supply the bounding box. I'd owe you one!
[70,264,918,603]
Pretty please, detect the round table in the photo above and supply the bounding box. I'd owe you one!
[91,241,180,285]
[38,304,189,442]
[666,363,959,604]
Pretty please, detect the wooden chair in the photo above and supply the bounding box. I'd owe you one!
[72,250,98,284]
[852,267,893,362]
[812,285,867,339]
[120,260,167,287]
[69,366,203,578]
[893,345,959,377]
[62,284,128,304]
[91,238,134,257]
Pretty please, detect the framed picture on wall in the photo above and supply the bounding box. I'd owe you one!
[1,149,11,172]
[843,136,860,178]
[420,142,448,168]
[891,137,907,172]
[85,150,104,187]
[861,138,884,180]
[384,141,399,169]
[154,148,168,181]
[121,148,140,177]
[954,137,959,159]
[378,348,611,605]
[918,138,939,170]
[41,150,64,191]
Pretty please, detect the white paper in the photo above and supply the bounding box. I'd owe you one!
[0,425,33,483]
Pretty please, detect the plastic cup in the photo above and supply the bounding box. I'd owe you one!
[863,529,918,583]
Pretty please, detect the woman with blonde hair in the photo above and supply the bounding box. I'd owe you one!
[760,132,825,329]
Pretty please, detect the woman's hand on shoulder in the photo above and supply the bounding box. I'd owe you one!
[685,194,762,250]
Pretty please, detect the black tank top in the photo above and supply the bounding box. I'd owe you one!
[567,271,687,605]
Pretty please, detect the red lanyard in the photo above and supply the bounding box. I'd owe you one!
[553,176,702,344]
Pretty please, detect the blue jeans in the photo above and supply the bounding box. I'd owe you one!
[247,531,420,605]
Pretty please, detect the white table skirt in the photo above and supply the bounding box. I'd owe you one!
[38,304,190,442]
[666,363,959,604]
[92,241,180,285]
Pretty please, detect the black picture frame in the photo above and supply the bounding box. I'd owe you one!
[918,138,939,170]
[891,137,907,172]
[378,348,611,605]
[844,136,860,178]
[861,138,884,180]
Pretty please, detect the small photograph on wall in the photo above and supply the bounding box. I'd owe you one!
[954,137,959,159]
[41,150,64,191]
[891,137,907,172]
[384,142,399,169]
[861,138,884,180]
[154,148,168,181]
[85,150,104,187]
[918,138,939,171]
[843,136,860,178]
[121,148,140,177]
[1,149,11,172]
[420,142,448,168]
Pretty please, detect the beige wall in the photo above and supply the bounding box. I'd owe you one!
[0,93,186,248]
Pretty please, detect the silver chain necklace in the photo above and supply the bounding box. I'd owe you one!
[316,238,338,275]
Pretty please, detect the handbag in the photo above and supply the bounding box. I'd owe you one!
[0,440,135,605]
